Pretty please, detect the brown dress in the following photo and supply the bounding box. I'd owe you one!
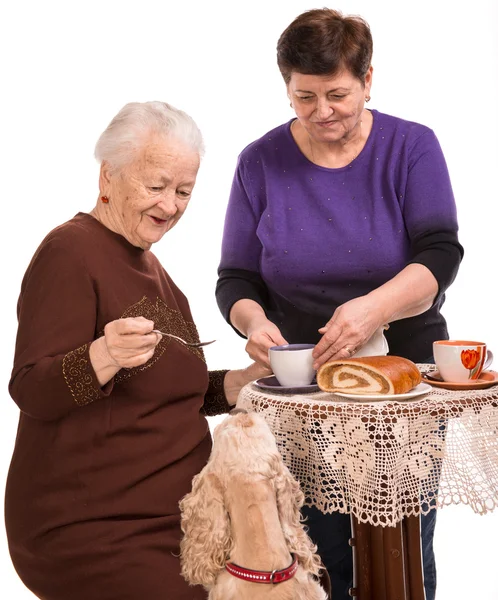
[6,213,228,600]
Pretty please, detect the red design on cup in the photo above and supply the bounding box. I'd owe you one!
[460,348,482,379]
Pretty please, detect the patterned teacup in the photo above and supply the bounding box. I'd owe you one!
[433,340,494,382]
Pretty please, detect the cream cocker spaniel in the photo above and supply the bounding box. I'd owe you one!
[180,409,328,599]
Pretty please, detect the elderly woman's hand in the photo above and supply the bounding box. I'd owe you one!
[102,316,161,368]
[90,317,161,385]
[224,362,273,406]
[312,296,385,370]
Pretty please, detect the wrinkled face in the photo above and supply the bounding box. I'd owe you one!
[101,136,200,250]
[287,67,372,144]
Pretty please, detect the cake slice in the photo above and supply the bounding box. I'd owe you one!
[317,355,421,395]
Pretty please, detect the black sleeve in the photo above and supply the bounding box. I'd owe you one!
[408,229,464,303]
[215,268,271,338]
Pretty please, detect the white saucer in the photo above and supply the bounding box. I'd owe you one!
[332,382,432,402]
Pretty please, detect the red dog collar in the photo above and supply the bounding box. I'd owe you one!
[225,554,298,584]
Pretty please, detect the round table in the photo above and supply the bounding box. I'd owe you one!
[236,365,498,600]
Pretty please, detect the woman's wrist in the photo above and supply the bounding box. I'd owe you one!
[89,337,121,386]
[230,299,267,337]
[363,290,391,327]
[246,314,271,337]
[224,363,272,406]
[223,369,245,406]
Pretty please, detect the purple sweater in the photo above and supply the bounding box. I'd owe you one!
[216,110,463,361]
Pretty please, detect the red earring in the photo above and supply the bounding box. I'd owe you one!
[101,195,109,204]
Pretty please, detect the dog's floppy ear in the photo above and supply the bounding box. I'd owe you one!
[179,470,232,588]
[273,457,323,577]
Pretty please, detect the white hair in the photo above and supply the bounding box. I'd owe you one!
[94,101,205,171]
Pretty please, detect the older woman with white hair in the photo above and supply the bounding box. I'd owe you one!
[5,101,267,600]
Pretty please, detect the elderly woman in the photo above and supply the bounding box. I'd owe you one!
[6,101,267,600]
[216,9,464,600]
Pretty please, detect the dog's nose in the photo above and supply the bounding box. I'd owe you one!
[229,408,248,416]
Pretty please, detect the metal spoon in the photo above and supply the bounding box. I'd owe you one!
[152,330,216,348]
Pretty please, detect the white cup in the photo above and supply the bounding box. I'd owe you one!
[433,340,493,383]
[268,344,316,387]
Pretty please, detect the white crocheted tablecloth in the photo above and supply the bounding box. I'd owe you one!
[236,365,498,526]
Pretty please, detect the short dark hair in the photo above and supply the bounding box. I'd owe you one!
[277,8,373,84]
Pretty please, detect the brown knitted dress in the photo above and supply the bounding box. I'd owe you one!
[6,213,228,600]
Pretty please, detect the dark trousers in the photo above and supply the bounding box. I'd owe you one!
[302,506,437,600]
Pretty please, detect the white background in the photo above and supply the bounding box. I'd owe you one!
[1,1,497,598]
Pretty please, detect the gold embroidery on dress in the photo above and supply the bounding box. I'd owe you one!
[203,370,230,416]
[115,296,205,383]
[62,344,101,406]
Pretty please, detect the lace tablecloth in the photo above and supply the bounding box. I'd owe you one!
[236,365,498,526]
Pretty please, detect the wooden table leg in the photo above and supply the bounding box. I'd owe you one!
[350,516,373,599]
[370,522,388,597]
[383,519,408,599]
[403,515,426,599]
[349,514,426,600]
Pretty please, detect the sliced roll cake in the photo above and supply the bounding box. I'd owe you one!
[317,355,421,395]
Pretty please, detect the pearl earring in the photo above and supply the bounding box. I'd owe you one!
[365,95,371,103]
